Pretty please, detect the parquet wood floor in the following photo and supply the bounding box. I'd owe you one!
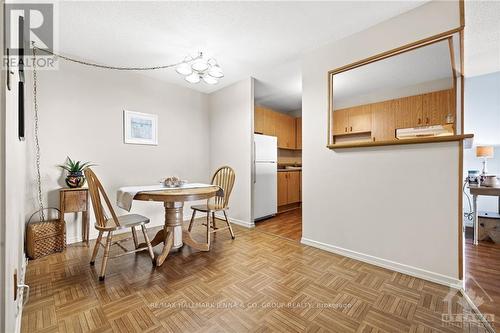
[464,228,500,330]
[255,208,302,241]
[22,219,488,333]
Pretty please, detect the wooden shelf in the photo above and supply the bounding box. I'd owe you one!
[327,134,473,149]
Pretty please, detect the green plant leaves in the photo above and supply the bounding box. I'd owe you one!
[58,157,96,172]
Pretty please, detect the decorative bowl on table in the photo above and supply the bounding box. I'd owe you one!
[162,177,186,188]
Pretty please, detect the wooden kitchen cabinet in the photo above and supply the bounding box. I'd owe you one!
[396,94,423,128]
[275,112,296,149]
[287,171,301,203]
[332,108,349,135]
[395,89,454,128]
[371,100,396,141]
[349,105,372,133]
[277,172,288,206]
[283,115,296,149]
[254,106,265,134]
[277,171,301,207]
[299,171,302,201]
[296,117,302,149]
[332,106,371,135]
[254,106,298,149]
[422,89,454,126]
[330,88,457,147]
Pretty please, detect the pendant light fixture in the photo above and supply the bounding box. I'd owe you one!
[176,52,224,85]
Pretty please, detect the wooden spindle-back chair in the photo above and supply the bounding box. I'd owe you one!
[85,168,154,280]
[188,166,236,248]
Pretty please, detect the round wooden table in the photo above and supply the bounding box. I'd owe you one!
[134,185,220,267]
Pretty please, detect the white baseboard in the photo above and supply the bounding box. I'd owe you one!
[67,213,255,244]
[15,257,28,333]
[301,237,463,289]
[66,216,186,244]
[214,213,254,228]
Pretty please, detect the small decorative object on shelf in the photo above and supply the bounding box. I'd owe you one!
[162,176,186,188]
[58,157,96,188]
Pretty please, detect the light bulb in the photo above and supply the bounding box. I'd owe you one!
[176,62,192,76]
[185,73,200,84]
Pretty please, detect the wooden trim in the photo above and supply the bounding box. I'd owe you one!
[328,72,333,145]
[459,0,465,28]
[458,139,463,280]
[327,28,464,147]
[448,38,457,87]
[327,27,463,76]
[327,134,473,149]
[458,0,465,279]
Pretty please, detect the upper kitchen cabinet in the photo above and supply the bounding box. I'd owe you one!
[333,105,371,135]
[296,117,302,149]
[275,112,296,149]
[327,32,469,149]
[255,106,277,136]
[254,107,300,149]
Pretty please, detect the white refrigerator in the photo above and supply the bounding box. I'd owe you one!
[253,134,277,221]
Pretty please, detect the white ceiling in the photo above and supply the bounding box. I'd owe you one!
[333,39,454,109]
[57,1,427,112]
[465,0,500,77]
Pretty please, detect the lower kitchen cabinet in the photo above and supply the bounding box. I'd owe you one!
[277,171,301,207]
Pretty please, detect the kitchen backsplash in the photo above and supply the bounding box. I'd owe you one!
[278,149,302,165]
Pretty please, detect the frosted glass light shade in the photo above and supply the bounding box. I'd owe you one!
[185,73,200,84]
[208,65,224,78]
[176,62,192,75]
[192,59,209,72]
[202,75,218,85]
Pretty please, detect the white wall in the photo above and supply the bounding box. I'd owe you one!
[2,6,28,330]
[25,61,211,243]
[464,72,500,146]
[463,72,500,213]
[336,77,453,110]
[302,0,462,285]
[208,78,254,227]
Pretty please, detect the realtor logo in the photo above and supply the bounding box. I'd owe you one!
[4,3,57,70]
[5,3,54,53]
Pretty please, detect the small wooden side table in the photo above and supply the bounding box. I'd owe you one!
[468,185,500,245]
[59,188,90,245]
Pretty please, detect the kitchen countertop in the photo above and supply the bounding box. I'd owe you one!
[278,168,302,172]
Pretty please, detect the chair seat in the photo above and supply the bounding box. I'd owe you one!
[191,204,228,213]
[95,214,150,231]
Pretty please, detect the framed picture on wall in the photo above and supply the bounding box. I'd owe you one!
[123,110,158,145]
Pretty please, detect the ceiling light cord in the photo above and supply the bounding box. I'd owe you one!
[31,42,201,71]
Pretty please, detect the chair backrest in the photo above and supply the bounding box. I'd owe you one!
[211,166,236,208]
[84,168,120,228]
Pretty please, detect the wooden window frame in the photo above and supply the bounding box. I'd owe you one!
[327,28,468,149]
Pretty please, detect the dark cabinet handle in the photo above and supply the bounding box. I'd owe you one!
[418,118,421,125]
[350,126,353,132]
[345,127,347,132]
[426,117,429,124]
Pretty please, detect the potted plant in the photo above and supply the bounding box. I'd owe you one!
[58,157,95,188]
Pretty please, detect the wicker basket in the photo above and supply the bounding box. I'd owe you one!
[26,208,66,259]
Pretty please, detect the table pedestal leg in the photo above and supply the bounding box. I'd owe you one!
[155,202,183,267]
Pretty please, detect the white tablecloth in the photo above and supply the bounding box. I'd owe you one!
[116,183,217,211]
